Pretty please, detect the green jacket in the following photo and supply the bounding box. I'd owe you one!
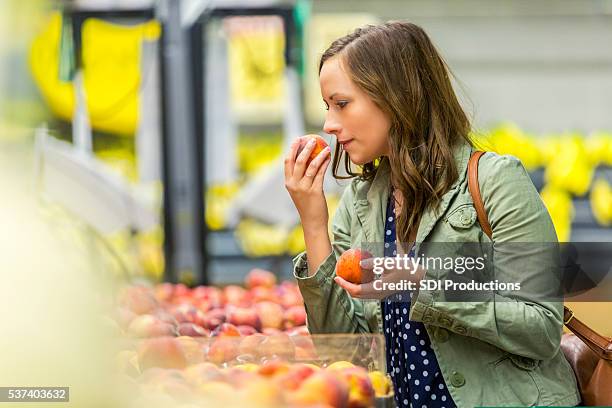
[293,141,581,407]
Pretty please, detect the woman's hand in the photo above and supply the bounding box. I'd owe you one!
[334,249,426,300]
[284,137,332,230]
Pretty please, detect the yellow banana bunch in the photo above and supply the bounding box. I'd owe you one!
[485,123,541,171]
[540,186,574,242]
[206,182,240,230]
[590,179,612,227]
[585,131,612,166]
[544,134,594,196]
[235,219,289,256]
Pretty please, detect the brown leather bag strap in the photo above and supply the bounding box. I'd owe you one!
[564,307,612,360]
[467,151,493,239]
[467,150,612,361]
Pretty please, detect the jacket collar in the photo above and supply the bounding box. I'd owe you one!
[353,140,473,244]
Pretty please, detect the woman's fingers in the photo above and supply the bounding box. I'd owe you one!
[305,146,331,177]
[334,276,362,297]
[310,150,331,188]
[284,139,300,180]
[334,276,384,300]
[292,137,317,180]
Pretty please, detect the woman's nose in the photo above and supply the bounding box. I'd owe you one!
[323,114,341,136]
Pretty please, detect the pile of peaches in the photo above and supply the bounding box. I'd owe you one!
[116,269,307,339]
[112,269,393,407]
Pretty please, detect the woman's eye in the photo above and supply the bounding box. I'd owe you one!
[336,101,348,109]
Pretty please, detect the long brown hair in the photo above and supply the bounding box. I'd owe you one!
[318,21,472,244]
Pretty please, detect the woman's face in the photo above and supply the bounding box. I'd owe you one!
[320,56,391,165]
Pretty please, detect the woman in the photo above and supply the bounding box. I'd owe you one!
[284,21,580,408]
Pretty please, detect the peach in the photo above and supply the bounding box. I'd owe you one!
[245,268,277,289]
[250,286,280,303]
[336,249,372,284]
[296,134,330,167]
[118,285,158,315]
[288,370,349,408]
[259,333,296,360]
[262,327,282,336]
[171,304,207,327]
[234,363,260,372]
[223,285,250,306]
[294,346,317,360]
[326,361,355,371]
[226,306,261,330]
[201,308,226,330]
[257,359,291,377]
[154,310,179,326]
[339,366,375,408]
[236,325,258,336]
[274,363,316,391]
[279,286,303,308]
[173,283,191,298]
[224,366,259,388]
[153,282,174,302]
[367,371,393,397]
[211,322,241,337]
[176,336,205,364]
[177,322,209,337]
[255,301,284,330]
[128,314,177,338]
[283,305,306,329]
[240,378,285,408]
[206,337,239,365]
[138,337,188,370]
[238,333,266,360]
[291,334,317,361]
[202,286,224,308]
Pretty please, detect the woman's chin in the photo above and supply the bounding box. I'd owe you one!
[348,153,374,166]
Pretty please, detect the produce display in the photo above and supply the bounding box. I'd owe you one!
[111,270,393,407]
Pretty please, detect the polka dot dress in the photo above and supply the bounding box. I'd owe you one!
[382,192,456,408]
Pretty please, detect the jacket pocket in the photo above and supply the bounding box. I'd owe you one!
[489,352,541,406]
[445,204,477,230]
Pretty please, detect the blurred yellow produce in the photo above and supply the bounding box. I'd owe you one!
[590,179,612,227]
[206,182,241,231]
[29,12,160,135]
[477,123,541,171]
[540,186,574,242]
[544,134,594,196]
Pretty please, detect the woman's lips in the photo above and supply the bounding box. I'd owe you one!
[339,139,354,149]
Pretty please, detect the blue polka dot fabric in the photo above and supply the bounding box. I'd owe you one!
[381,192,456,408]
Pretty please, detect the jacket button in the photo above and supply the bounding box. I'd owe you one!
[450,371,465,387]
[435,328,449,343]
[460,214,472,225]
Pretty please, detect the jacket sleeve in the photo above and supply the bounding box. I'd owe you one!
[409,153,564,361]
[292,182,374,334]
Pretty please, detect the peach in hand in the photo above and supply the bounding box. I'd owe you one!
[336,248,372,284]
[296,134,330,167]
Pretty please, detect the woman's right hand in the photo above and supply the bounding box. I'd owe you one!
[284,137,332,230]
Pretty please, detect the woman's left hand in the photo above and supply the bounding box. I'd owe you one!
[334,253,426,300]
